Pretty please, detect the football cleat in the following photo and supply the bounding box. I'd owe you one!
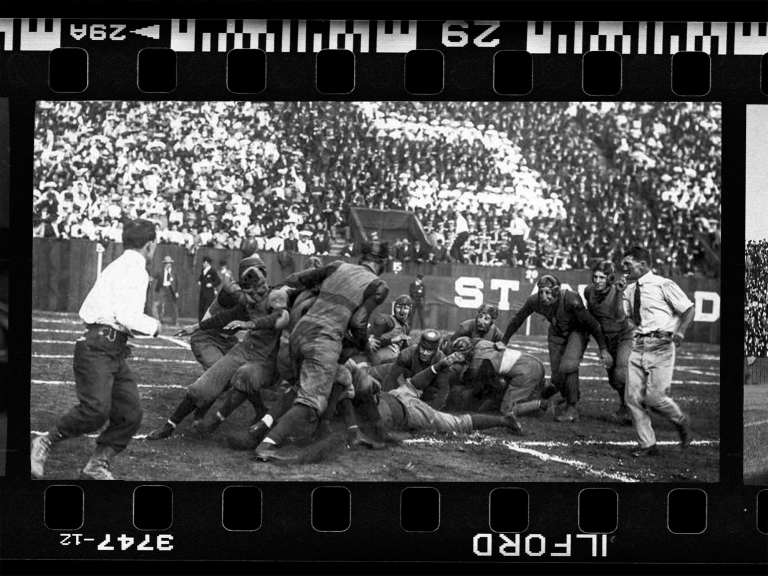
[146,421,175,440]
[30,435,53,479]
[555,405,579,422]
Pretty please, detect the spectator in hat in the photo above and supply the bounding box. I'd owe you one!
[433,239,450,264]
[298,230,316,255]
[283,229,299,253]
[154,255,180,325]
[413,239,432,264]
[313,227,332,256]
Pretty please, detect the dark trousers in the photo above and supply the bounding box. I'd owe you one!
[604,331,633,403]
[156,287,178,325]
[450,231,470,263]
[190,330,239,370]
[410,303,426,330]
[57,333,142,452]
[510,235,526,264]
[548,330,589,406]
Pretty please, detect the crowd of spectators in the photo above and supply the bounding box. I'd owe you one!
[746,240,768,357]
[33,101,721,275]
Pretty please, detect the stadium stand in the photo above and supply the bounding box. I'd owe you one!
[33,101,720,275]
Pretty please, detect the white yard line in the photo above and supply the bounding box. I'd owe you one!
[578,376,718,386]
[29,379,711,406]
[745,418,768,428]
[32,339,188,351]
[29,431,716,450]
[32,430,165,440]
[501,441,640,482]
[158,334,193,349]
[32,354,197,364]
[32,379,187,389]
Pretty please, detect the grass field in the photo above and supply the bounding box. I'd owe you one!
[30,311,720,482]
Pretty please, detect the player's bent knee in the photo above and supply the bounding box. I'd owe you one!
[644,392,668,408]
[233,364,265,393]
[125,406,143,429]
[559,359,581,374]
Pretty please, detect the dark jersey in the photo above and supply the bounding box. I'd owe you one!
[583,285,632,339]
[197,291,284,363]
[382,344,448,409]
[451,319,504,343]
[368,314,411,350]
[283,261,388,348]
[503,290,607,349]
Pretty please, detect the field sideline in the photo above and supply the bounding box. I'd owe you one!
[30,311,720,482]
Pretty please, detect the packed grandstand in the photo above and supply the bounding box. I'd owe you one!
[33,101,721,275]
[746,240,768,357]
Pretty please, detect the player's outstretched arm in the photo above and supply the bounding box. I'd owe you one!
[501,297,536,344]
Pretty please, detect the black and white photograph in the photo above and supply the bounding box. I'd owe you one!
[30,100,720,482]
[744,104,768,484]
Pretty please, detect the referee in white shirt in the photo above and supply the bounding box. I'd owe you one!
[31,219,161,480]
[619,245,695,458]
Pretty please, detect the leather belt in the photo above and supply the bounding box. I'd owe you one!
[85,324,129,343]
[634,331,673,340]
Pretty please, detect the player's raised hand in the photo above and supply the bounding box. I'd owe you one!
[443,351,467,365]
[367,335,381,353]
[614,275,628,291]
[600,349,613,369]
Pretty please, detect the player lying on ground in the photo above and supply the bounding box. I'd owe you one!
[351,346,524,438]
[583,259,633,425]
[145,264,288,440]
[501,274,613,423]
[445,337,549,419]
[248,348,524,465]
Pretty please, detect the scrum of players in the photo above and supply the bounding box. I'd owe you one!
[145,241,695,465]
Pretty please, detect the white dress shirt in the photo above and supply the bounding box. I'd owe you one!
[456,213,469,235]
[79,249,159,336]
[622,271,694,335]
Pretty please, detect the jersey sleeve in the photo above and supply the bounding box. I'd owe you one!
[450,320,472,342]
[502,295,537,343]
[198,303,248,331]
[567,291,608,349]
[348,279,389,349]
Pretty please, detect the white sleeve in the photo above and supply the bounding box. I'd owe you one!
[113,267,160,336]
[661,280,694,316]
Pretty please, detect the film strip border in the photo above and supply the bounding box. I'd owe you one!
[0,19,767,55]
